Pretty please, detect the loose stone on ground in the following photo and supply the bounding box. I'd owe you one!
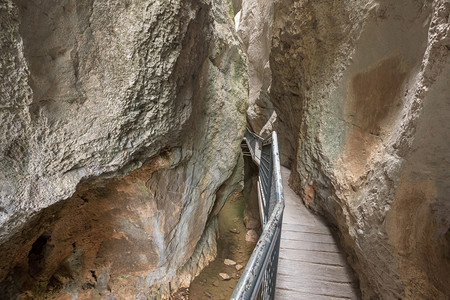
[224,259,236,266]
[245,229,259,243]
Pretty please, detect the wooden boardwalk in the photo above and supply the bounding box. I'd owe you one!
[275,167,361,300]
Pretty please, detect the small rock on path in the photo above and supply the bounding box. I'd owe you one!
[245,229,259,243]
[224,259,236,266]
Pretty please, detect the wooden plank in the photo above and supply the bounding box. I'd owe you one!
[281,230,337,244]
[279,247,348,266]
[282,215,324,227]
[280,244,340,254]
[280,238,340,252]
[282,206,325,220]
[284,207,326,223]
[282,223,332,235]
[276,274,359,299]
[275,288,351,300]
[283,212,322,224]
[277,259,355,283]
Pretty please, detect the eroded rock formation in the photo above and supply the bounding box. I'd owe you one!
[237,0,274,134]
[239,0,449,298]
[0,0,247,298]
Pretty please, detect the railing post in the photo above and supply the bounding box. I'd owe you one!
[271,132,284,205]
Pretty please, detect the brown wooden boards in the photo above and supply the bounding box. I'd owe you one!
[275,167,361,299]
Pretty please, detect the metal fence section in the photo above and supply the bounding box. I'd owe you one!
[231,129,285,300]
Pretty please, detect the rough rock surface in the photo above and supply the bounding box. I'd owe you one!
[242,155,262,233]
[0,0,247,298]
[237,0,274,135]
[267,0,449,299]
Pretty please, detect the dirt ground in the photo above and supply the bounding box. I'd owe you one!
[180,193,256,299]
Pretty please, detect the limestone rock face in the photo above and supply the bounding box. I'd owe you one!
[0,0,247,298]
[237,0,274,134]
[267,0,449,298]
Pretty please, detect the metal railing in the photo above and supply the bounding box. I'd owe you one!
[231,129,285,300]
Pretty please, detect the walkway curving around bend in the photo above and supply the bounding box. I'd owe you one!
[275,167,361,300]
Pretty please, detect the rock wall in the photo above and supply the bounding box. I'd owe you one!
[237,0,274,134]
[0,0,247,298]
[267,0,449,298]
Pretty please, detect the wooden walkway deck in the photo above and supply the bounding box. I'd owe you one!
[275,167,361,300]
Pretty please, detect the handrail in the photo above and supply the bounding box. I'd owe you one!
[231,129,285,300]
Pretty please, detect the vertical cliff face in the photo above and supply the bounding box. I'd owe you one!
[262,0,449,298]
[0,0,247,298]
[237,0,274,134]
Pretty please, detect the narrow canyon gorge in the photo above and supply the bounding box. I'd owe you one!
[0,0,448,299]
